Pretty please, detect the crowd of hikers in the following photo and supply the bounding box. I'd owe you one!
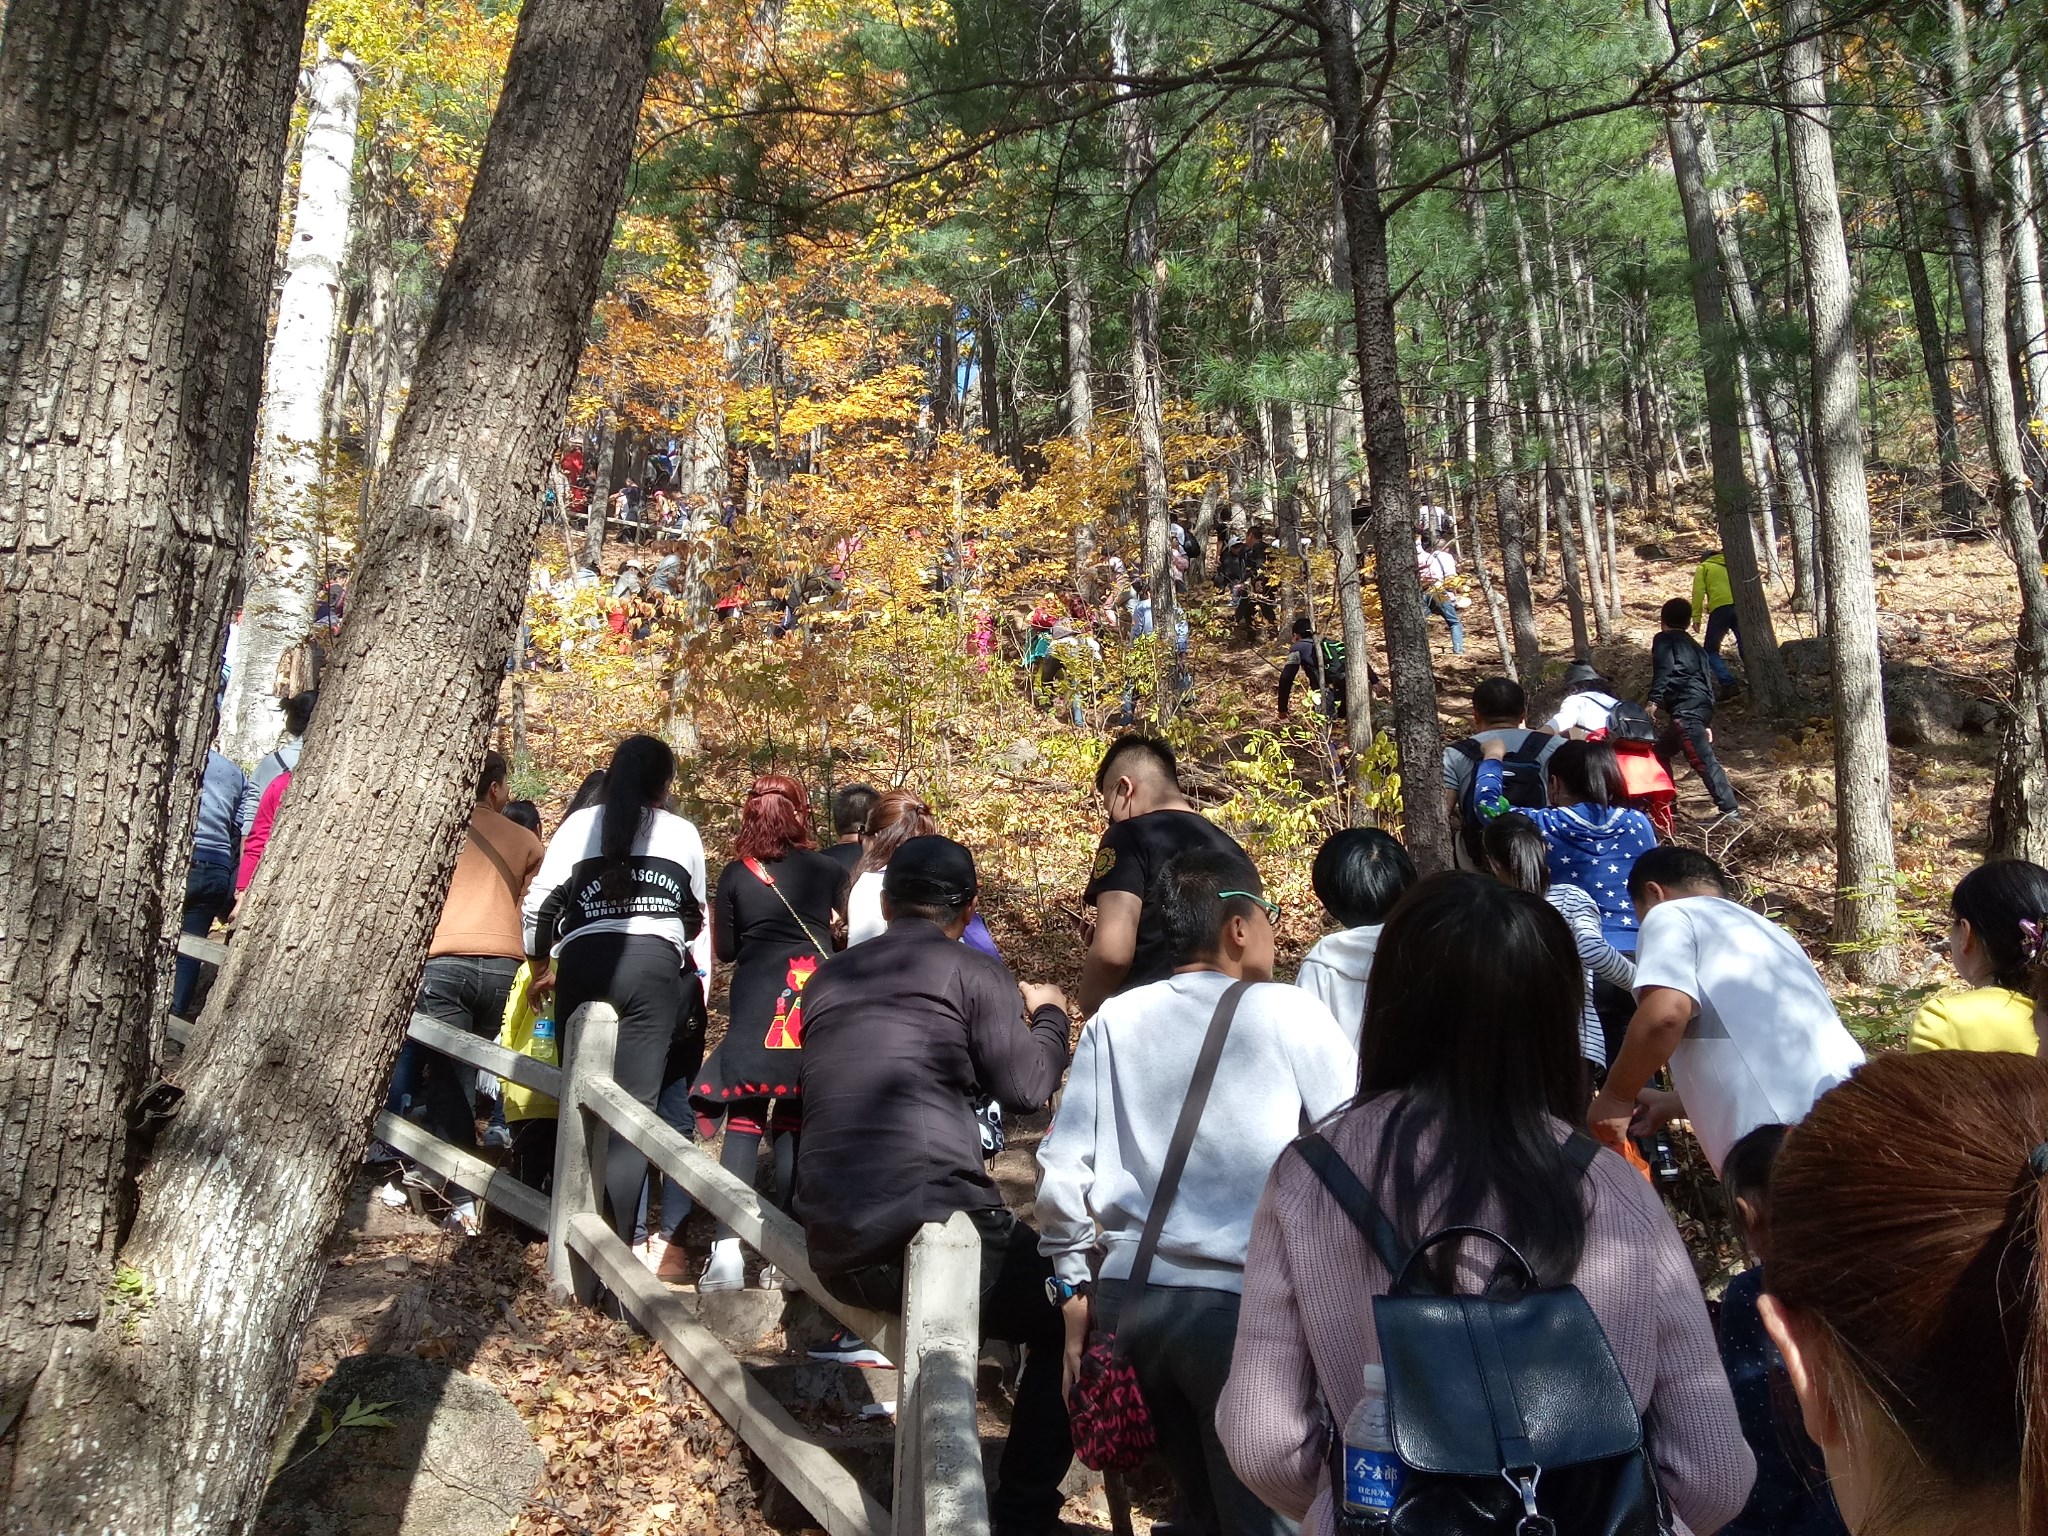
[186,701,2033,1536]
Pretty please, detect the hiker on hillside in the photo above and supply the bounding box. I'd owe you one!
[171,749,246,1020]
[1691,549,1740,692]
[239,688,316,833]
[796,836,1076,1532]
[842,788,1001,959]
[1541,659,1622,737]
[1294,827,1416,1045]
[1079,736,1252,1013]
[1416,532,1465,655]
[1441,677,1563,864]
[1649,598,1740,821]
[1587,846,1863,1174]
[1036,850,1354,1536]
[820,782,877,894]
[1217,872,1752,1536]
[1277,616,1345,719]
[689,777,841,1291]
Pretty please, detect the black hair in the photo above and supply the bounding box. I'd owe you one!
[832,782,879,837]
[1626,844,1729,902]
[1292,616,1314,639]
[597,735,674,901]
[1154,847,1265,966]
[1479,813,1550,896]
[1720,1122,1788,1224]
[282,690,318,737]
[1471,677,1525,723]
[565,770,607,817]
[502,799,542,835]
[1358,872,1589,1288]
[1312,828,1416,928]
[1951,858,2048,992]
[1094,734,1180,793]
[1661,597,1693,629]
[477,750,510,802]
[1546,741,1626,809]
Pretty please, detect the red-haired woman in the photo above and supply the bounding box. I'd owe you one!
[690,775,841,1290]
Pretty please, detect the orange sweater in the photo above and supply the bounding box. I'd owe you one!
[429,804,545,960]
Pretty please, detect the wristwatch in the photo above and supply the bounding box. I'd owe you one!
[1045,1275,1091,1306]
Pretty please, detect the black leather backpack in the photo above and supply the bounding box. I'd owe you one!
[1295,1133,1673,1536]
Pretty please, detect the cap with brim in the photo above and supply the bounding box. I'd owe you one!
[1562,659,1604,687]
[884,835,978,907]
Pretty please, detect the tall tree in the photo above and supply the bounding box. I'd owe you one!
[0,0,310,1437]
[221,50,363,763]
[4,0,671,1524]
[1781,0,1898,981]
[1887,150,1973,529]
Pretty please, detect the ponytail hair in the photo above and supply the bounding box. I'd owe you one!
[1767,1052,2048,1529]
[1479,813,1550,897]
[853,787,937,879]
[596,734,675,901]
[1952,858,2048,993]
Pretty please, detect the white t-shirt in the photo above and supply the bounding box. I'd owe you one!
[844,868,886,946]
[1544,690,1621,737]
[1632,896,1864,1173]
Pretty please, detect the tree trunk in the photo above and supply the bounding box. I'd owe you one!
[2000,69,2048,428]
[5,1,668,1526]
[0,0,309,1444]
[1251,115,1301,566]
[221,53,363,763]
[1666,102,1800,713]
[1888,152,1974,529]
[1312,0,1450,871]
[353,126,402,535]
[1325,202,1379,784]
[1064,244,1097,589]
[1782,0,1899,981]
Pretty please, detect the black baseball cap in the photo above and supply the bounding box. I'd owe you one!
[884,835,979,907]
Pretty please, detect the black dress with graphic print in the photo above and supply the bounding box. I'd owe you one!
[690,849,841,1110]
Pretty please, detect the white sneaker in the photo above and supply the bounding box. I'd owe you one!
[639,1234,669,1274]
[444,1200,481,1237]
[757,1263,784,1292]
[374,1180,408,1209]
[698,1238,745,1292]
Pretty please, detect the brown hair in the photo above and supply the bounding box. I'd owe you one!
[1766,1052,2048,1527]
[853,788,936,879]
[733,774,816,863]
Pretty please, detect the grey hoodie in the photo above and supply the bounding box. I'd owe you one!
[1294,924,1383,1049]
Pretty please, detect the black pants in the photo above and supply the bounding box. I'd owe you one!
[1656,713,1737,813]
[823,1207,1073,1536]
[557,934,694,1241]
[406,956,522,1186]
[171,860,235,1018]
[1093,1281,1295,1536]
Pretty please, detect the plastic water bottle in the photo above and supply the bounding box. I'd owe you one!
[1340,1363,1403,1523]
[531,1014,558,1067]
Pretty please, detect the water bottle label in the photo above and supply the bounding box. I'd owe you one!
[1343,1445,1403,1513]
[531,1015,558,1065]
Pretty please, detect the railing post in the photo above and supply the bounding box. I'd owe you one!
[548,1000,619,1303]
[894,1210,987,1536]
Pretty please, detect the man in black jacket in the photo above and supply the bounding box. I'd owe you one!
[796,836,1074,1536]
[1649,597,1740,818]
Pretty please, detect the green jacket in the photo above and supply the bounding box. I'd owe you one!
[1691,553,1733,621]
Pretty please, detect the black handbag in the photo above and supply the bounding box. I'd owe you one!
[1295,1133,1673,1536]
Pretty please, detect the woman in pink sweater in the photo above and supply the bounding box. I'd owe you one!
[1217,873,1752,1536]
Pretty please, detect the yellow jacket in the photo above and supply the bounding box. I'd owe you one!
[1691,554,1733,620]
[1908,985,2039,1055]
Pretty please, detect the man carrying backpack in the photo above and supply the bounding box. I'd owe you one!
[1649,598,1740,822]
[1277,617,1345,719]
[1442,678,1563,864]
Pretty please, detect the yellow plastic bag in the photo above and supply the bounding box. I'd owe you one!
[497,962,559,1122]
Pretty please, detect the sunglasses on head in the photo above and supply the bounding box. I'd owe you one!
[1217,889,1280,924]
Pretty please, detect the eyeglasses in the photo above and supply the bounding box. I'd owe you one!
[1218,890,1280,924]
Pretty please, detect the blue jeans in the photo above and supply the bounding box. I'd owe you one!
[399,955,522,1193]
[171,861,236,1018]
[1427,591,1466,654]
[1703,604,1740,688]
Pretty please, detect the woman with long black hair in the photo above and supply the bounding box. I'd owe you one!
[524,734,708,1242]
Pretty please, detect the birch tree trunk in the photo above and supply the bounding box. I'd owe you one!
[1312,0,1451,871]
[5,2,669,1527]
[0,0,309,1443]
[221,53,362,764]
[2000,70,2048,427]
[1782,0,1899,981]
[1666,101,1799,713]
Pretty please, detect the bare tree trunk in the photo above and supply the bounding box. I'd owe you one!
[353,126,401,535]
[1064,244,1097,591]
[2000,69,2048,427]
[6,2,668,1526]
[1666,101,1799,713]
[1783,0,1898,980]
[1313,0,1450,870]
[221,52,362,763]
[1889,151,1974,529]
[0,0,309,1443]
[1251,114,1301,569]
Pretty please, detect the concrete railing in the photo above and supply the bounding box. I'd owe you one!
[168,935,989,1536]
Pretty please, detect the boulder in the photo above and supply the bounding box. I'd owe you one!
[1767,638,1999,746]
[259,1354,543,1536]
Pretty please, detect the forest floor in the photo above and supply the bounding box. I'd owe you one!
[285,479,2021,1534]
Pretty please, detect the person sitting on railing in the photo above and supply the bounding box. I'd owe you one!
[796,836,1077,1536]
[381,750,544,1236]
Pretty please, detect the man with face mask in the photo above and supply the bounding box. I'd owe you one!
[1078,735,1251,1014]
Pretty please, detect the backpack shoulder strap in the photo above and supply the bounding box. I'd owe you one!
[1451,737,1482,765]
[1294,1133,1406,1276]
[1563,1130,1601,1177]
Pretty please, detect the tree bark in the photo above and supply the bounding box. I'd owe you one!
[1887,153,1973,529]
[1064,244,1097,592]
[1782,0,1899,981]
[221,52,363,764]
[1665,102,1799,713]
[0,0,309,1444]
[1999,70,2048,429]
[5,1,668,1526]
[1326,203,1379,792]
[1312,0,1451,871]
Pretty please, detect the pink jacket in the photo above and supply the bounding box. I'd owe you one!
[1217,1093,1753,1536]
[236,771,290,892]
